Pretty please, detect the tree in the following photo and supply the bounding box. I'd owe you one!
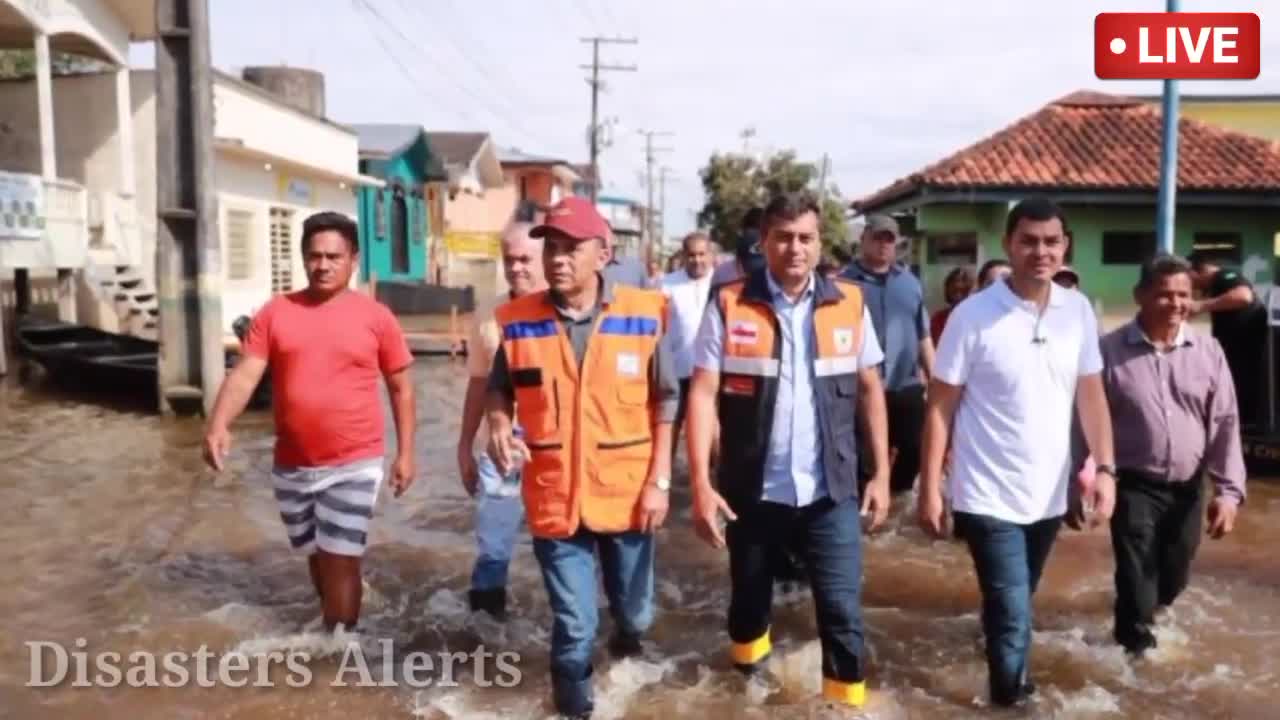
[698,149,849,254]
[0,50,108,80]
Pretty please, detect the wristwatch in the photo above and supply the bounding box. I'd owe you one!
[651,475,671,492]
[1094,463,1116,478]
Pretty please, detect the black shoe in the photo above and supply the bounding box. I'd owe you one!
[608,631,644,659]
[468,588,507,621]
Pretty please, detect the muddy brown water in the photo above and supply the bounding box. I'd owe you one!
[2,358,1278,719]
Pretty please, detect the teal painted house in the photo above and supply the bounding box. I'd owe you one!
[352,124,441,283]
[852,91,1280,320]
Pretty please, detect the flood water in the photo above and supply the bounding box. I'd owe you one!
[2,357,1279,719]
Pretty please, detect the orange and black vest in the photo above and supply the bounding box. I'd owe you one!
[494,286,667,539]
[713,270,866,514]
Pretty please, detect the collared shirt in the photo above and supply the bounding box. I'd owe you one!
[602,253,650,289]
[692,272,884,507]
[840,261,929,391]
[935,280,1103,524]
[1100,319,1246,503]
[660,268,713,379]
[487,274,680,423]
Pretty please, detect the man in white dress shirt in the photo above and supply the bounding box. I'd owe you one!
[662,231,718,453]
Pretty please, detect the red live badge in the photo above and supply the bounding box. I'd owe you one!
[1095,12,1260,80]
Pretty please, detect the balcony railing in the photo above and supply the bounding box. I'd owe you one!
[0,174,89,269]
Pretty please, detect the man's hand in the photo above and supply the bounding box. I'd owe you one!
[457,444,479,497]
[1083,472,1116,528]
[917,483,947,539]
[1207,497,1239,539]
[638,484,669,533]
[203,425,231,471]
[487,424,529,477]
[861,472,891,532]
[692,485,737,548]
[390,453,416,498]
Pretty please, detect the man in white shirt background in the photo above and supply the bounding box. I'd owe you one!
[917,197,1116,708]
[662,231,718,455]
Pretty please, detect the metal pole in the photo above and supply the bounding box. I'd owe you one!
[155,0,223,415]
[1155,0,1180,255]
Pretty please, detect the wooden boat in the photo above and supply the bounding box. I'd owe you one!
[15,318,271,410]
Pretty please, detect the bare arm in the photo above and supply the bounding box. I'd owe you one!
[1200,285,1254,313]
[687,366,719,492]
[458,377,488,453]
[386,366,416,462]
[207,356,268,433]
[919,379,963,501]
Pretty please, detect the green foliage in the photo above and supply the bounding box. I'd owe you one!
[698,149,848,253]
[0,50,108,80]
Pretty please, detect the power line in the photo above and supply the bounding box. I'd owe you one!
[354,0,556,150]
[580,36,637,202]
[638,129,674,260]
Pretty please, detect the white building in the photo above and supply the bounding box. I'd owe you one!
[0,58,377,340]
[0,0,154,349]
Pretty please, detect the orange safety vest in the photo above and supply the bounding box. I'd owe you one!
[495,285,667,539]
[713,270,867,514]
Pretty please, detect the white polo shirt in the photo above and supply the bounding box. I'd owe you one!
[934,279,1103,524]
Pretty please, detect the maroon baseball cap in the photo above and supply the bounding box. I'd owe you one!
[530,196,610,242]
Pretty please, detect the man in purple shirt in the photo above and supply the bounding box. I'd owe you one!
[1079,253,1246,657]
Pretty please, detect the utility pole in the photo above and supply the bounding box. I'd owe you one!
[639,130,673,265]
[658,166,674,251]
[580,37,636,202]
[156,0,222,416]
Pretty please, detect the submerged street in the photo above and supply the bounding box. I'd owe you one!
[2,357,1279,719]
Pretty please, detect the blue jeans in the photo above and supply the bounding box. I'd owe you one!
[470,452,525,591]
[532,528,655,717]
[726,496,865,685]
[954,512,1062,706]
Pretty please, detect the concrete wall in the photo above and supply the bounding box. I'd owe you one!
[1175,101,1280,142]
[915,201,1280,316]
[0,71,125,188]
[211,73,358,180]
[212,154,356,329]
[9,0,131,64]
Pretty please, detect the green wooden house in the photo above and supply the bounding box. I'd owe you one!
[852,91,1280,317]
[352,124,442,283]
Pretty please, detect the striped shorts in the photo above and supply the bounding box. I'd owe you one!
[271,457,384,557]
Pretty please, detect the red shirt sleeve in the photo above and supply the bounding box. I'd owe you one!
[242,301,275,360]
[376,305,414,374]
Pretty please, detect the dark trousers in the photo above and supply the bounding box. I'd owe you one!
[1110,471,1204,653]
[886,384,926,494]
[858,384,926,495]
[1222,341,1262,429]
[954,512,1062,707]
[726,496,865,684]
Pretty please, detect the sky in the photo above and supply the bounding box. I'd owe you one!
[129,0,1280,242]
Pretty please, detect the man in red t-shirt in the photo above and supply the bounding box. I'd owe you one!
[202,211,416,632]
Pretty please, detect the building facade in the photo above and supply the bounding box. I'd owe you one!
[853,91,1280,318]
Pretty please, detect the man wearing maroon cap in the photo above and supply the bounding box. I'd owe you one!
[485,195,679,719]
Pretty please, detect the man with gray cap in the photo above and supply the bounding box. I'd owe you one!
[842,214,934,496]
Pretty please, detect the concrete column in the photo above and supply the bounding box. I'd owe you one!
[34,33,57,181]
[56,268,76,323]
[115,68,136,195]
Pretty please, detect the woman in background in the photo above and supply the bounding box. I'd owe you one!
[930,266,975,345]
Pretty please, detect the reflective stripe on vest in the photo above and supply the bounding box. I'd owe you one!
[714,275,865,512]
[495,286,667,539]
